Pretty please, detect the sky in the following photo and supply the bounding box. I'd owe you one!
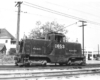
[0,0,100,51]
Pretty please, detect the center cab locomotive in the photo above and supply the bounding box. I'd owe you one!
[14,32,86,66]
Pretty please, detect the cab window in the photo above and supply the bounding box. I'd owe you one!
[55,36,64,42]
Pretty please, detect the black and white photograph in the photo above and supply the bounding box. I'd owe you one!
[0,0,100,80]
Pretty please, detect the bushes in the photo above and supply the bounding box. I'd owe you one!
[0,54,14,64]
[8,48,16,55]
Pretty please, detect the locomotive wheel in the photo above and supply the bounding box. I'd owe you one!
[59,63,63,66]
[79,62,86,66]
[19,65,24,67]
[24,63,30,67]
[17,62,24,67]
[15,62,18,66]
[65,63,69,66]
[42,60,47,66]
[67,60,72,66]
[16,63,23,67]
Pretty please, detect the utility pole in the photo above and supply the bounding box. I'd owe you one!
[79,20,87,56]
[15,2,22,53]
[98,44,99,55]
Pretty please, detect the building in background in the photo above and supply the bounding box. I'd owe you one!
[84,48,100,61]
[0,43,6,53]
[0,28,16,55]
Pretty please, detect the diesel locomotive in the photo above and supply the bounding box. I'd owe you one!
[14,32,86,66]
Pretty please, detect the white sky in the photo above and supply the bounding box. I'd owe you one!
[0,0,100,50]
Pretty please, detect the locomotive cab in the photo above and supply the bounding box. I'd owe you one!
[46,32,86,65]
[46,32,66,43]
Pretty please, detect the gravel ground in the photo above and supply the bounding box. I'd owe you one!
[30,74,100,80]
[86,60,100,64]
[5,74,100,80]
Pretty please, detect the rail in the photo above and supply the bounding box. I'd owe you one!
[0,67,100,80]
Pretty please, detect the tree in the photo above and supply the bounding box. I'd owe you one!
[29,21,68,39]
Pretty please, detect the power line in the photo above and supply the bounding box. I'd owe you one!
[20,10,76,22]
[46,1,100,18]
[23,1,100,25]
[65,22,77,28]
[23,3,80,20]
[21,11,58,19]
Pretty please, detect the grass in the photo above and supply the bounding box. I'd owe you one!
[0,53,15,64]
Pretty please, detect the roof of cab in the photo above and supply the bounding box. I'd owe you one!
[47,32,65,37]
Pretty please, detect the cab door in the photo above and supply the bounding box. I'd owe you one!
[54,42,66,62]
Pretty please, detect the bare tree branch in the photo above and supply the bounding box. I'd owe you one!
[28,21,68,39]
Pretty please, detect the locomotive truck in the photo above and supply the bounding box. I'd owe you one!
[14,32,86,66]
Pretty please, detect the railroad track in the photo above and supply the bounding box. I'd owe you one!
[0,64,100,70]
[0,67,100,80]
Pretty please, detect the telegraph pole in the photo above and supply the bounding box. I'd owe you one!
[79,20,87,56]
[98,44,99,55]
[15,2,22,53]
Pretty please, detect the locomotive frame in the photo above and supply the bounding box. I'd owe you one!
[14,32,86,66]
